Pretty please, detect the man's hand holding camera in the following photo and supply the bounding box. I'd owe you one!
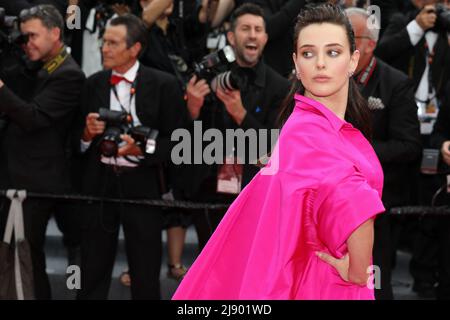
[117,134,143,157]
[186,75,210,120]
[82,113,105,142]
[186,75,247,125]
[215,86,247,126]
[82,113,143,157]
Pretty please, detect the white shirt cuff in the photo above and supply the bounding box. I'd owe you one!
[80,139,92,153]
[407,20,425,46]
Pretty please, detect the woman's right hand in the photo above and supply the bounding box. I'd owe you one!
[316,251,350,282]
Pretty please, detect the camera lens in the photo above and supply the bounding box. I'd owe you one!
[99,126,122,157]
[210,71,240,92]
[99,139,119,157]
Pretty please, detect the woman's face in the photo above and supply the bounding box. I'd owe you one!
[293,23,359,99]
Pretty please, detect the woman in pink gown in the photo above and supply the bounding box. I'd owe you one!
[173,3,385,300]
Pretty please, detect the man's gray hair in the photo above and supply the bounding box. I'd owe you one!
[20,5,64,41]
[345,7,379,42]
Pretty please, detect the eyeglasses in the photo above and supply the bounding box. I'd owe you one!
[19,5,53,22]
[101,39,127,50]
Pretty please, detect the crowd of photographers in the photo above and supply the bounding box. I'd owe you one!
[1,0,450,300]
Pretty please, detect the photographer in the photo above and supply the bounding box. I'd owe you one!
[76,14,182,300]
[428,80,450,299]
[347,8,422,300]
[376,0,450,298]
[182,3,289,249]
[0,4,85,299]
[376,0,450,132]
[136,0,206,283]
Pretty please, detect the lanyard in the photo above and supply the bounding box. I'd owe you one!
[43,46,69,75]
[111,75,138,125]
[424,41,436,97]
[356,56,377,87]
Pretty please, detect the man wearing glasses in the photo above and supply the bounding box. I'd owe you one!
[76,13,182,300]
[0,4,85,299]
[346,8,422,300]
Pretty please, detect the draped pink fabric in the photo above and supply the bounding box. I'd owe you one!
[172,94,385,300]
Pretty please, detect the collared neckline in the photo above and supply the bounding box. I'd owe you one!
[112,60,140,83]
[294,93,352,132]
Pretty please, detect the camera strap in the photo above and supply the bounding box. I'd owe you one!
[110,75,138,127]
[42,46,69,75]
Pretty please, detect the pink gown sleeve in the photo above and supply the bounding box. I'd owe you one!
[315,168,385,256]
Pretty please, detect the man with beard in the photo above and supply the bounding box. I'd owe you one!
[179,3,289,250]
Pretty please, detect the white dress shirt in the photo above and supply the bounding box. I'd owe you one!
[407,20,439,134]
[81,61,144,167]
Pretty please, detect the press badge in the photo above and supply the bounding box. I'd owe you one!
[217,155,243,195]
[417,99,438,135]
[420,149,440,174]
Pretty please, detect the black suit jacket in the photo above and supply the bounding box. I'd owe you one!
[0,54,85,193]
[77,64,183,198]
[178,61,290,198]
[375,11,450,100]
[361,59,422,208]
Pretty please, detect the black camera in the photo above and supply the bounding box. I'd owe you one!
[0,8,28,57]
[193,45,247,92]
[97,108,158,159]
[434,3,450,33]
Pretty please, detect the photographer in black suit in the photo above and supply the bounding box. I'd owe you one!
[429,81,450,299]
[76,14,182,300]
[347,8,422,300]
[181,3,289,250]
[375,0,450,297]
[0,4,85,299]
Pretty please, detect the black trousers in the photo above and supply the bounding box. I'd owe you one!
[0,197,54,300]
[186,176,235,251]
[437,216,450,299]
[77,167,163,300]
[54,201,82,250]
[409,174,441,286]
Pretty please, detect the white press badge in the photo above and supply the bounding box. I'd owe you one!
[217,155,243,195]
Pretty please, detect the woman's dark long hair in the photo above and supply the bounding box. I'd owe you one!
[277,4,372,140]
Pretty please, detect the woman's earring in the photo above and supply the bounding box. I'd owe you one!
[296,72,301,80]
[348,70,354,78]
